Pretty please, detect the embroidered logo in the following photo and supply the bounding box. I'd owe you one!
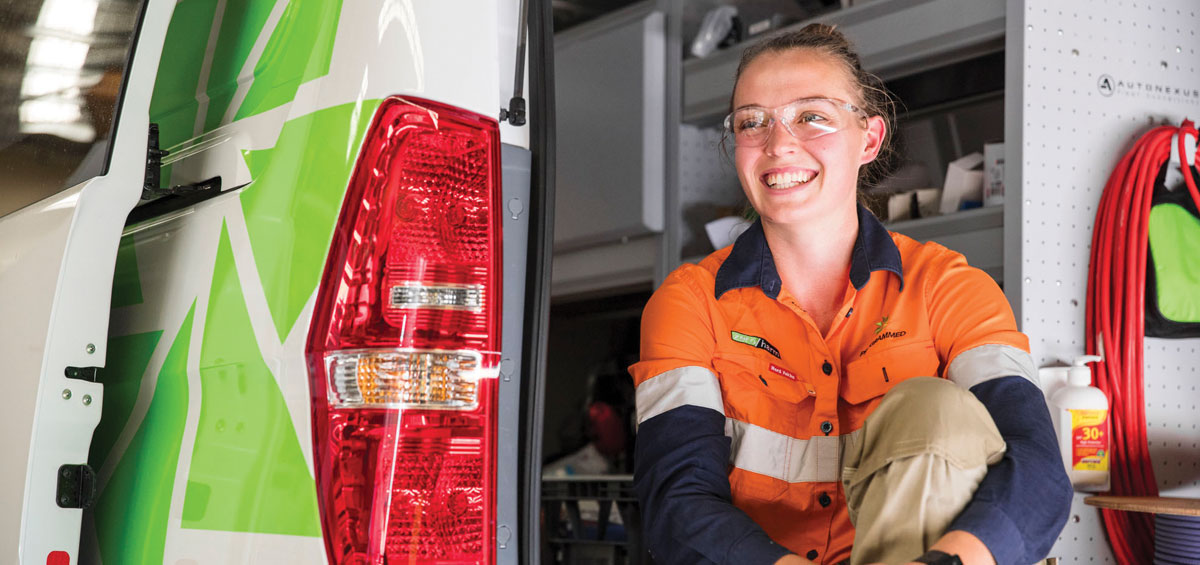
[859,315,907,357]
[769,363,797,380]
[731,331,781,358]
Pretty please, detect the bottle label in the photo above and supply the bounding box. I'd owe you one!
[1070,408,1109,471]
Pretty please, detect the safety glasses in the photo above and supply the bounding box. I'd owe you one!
[723,97,866,147]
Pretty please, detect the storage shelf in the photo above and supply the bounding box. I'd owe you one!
[682,0,1005,123]
[886,205,1004,280]
[884,204,1002,239]
[680,206,1003,280]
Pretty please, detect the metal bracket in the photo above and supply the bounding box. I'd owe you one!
[142,123,222,200]
[55,465,96,509]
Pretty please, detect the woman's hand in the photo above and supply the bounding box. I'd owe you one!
[927,530,995,565]
[861,530,996,565]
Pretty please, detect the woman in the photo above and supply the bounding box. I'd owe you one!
[629,24,1072,565]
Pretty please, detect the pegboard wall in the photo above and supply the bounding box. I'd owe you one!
[1012,1,1200,562]
[678,124,743,257]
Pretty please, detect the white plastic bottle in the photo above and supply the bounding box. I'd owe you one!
[1049,355,1111,492]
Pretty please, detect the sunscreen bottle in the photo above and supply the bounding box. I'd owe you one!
[1050,355,1110,492]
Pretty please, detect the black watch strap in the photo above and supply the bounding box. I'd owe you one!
[912,549,964,565]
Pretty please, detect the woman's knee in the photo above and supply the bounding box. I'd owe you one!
[863,377,1005,469]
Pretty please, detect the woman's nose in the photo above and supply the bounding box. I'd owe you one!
[762,121,801,156]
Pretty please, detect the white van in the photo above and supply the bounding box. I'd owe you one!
[0,0,553,563]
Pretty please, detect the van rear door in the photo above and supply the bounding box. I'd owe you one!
[0,0,173,562]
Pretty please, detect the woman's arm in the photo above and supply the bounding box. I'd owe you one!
[924,252,1073,565]
[631,267,792,565]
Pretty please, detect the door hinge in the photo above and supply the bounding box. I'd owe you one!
[143,123,221,200]
[55,464,96,509]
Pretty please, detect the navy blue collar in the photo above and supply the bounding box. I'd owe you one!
[714,204,904,300]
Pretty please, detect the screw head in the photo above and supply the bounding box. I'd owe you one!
[82,394,92,406]
[86,343,96,354]
[62,389,72,400]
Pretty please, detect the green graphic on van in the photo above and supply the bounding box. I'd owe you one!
[731,331,781,358]
[89,329,163,472]
[148,0,219,153]
[149,0,345,177]
[235,0,344,122]
[182,222,321,536]
[94,304,195,565]
[239,99,381,341]
[202,0,277,131]
[111,235,144,308]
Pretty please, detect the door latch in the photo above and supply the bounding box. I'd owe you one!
[64,366,99,382]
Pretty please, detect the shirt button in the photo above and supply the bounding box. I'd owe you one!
[820,420,833,435]
[819,492,832,507]
[822,361,833,375]
[806,549,819,560]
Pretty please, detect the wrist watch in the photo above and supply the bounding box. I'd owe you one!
[912,550,963,565]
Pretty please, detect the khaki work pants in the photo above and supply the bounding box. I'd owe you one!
[840,377,1007,565]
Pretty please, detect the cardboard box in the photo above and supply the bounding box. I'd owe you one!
[887,188,941,221]
[939,152,984,215]
[705,216,752,250]
[983,142,1005,206]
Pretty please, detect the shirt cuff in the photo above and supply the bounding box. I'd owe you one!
[725,529,793,565]
[948,500,1027,565]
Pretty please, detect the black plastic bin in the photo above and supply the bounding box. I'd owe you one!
[541,475,653,564]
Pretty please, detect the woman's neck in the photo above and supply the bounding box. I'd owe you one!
[762,203,859,275]
[761,203,859,333]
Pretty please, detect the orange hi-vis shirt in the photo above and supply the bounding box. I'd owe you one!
[630,206,1038,564]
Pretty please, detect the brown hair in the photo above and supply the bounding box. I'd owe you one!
[729,23,899,190]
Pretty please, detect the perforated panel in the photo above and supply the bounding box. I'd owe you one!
[1012,1,1200,562]
[678,124,743,257]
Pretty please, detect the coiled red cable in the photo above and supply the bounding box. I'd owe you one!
[1085,119,1200,564]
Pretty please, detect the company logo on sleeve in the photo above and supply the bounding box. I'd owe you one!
[731,331,781,358]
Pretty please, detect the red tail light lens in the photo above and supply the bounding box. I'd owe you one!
[306,96,501,564]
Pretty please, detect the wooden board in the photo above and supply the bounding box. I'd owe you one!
[1084,496,1200,517]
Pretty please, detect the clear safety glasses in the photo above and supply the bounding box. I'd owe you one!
[723,97,867,147]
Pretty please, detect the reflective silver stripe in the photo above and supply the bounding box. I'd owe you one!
[724,419,846,483]
[946,344,1039,390]
[636,366,724,424]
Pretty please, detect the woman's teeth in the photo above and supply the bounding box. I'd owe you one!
[765,171,815,189]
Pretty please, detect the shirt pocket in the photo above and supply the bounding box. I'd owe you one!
[712,351,813,503]
[712,351,814,410]
[841,339,940,405]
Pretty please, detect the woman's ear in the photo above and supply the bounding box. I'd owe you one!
[859,115,886,165]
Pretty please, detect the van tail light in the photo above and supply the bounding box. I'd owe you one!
[306,96,501,564]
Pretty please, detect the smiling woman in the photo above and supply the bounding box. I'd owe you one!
[630,23,1072,565]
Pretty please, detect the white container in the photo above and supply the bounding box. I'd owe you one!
[939,152,985,214]
[983,142,1005,206]
[1049,355,1111,492]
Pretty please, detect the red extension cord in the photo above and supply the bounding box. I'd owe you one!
[1086,119,1200,564]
